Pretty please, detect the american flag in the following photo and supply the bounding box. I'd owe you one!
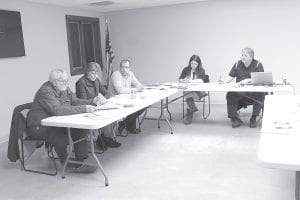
[105,20,115,86]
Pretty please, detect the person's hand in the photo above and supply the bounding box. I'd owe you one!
[93,95,107,105]
[237,79,251,87]
[179,78,189,83]
[218,79,225,84]
[85,105,97,113]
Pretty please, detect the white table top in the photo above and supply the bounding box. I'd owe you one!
[41,87,178,130]
[258,95,300,171]
[185,82,294,93]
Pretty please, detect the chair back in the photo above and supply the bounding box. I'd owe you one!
[204,75,209,83]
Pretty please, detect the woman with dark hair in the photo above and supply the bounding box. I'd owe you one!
[179,55,207,125]
[76,62,121,149]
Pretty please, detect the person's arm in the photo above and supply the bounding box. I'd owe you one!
[99,82,108,97]
[130,72,143,91]
[37,88,91,116]
[219,63,237,84]
[75,80,88,99]
[257,62,264,72]
[219,75,234,84]
[111,72,131,94]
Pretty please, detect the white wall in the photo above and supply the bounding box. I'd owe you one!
[0,0,106,141]
[106,0,300,102]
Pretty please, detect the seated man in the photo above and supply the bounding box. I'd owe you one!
[27,69,101,173]
[110,59,145,134]
[219,47,265,128]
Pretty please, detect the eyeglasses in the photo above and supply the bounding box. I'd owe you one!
[56,78,69,84]
[121,66,130,69]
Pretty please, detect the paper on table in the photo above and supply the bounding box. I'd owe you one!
[96,102,120,110]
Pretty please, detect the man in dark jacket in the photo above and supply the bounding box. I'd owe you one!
[27,69,101,173]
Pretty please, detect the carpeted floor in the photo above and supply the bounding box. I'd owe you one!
[0,104,295,200]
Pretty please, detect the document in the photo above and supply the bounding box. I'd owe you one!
[96,102,119,110]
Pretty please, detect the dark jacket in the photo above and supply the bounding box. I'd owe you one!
[27,81,93,127]
[179,66,206,81]
[76,75,108,100]
[7,103,32,162]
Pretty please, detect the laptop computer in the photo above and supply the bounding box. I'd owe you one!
[250,72,274,86]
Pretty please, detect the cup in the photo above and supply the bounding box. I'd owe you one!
[131,88,137,99]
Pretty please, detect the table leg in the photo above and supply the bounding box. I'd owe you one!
[165,97,172,121]
[62,127,73,179]
[90,130,109,186]
[157,100,163,128]
[296,171,300,200]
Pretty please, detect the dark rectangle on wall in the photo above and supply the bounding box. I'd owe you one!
[0,10,25,58]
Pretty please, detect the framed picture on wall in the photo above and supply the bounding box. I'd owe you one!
[0,10,25,58]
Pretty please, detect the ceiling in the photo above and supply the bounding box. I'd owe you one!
[19,0,209,12]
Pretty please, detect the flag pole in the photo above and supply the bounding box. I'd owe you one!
[105,20,109,87]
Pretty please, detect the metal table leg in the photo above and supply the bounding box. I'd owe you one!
[157,100,163,128]
[61,128,109,186]
[162,110,173,134]
[296,171,300,200]
[90,130,109,186]
[165,97,172,121]
[62,128,73,179]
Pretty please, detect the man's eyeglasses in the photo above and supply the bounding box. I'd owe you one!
[56,78,69,84]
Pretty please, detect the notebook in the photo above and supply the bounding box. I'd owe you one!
[250,72,274,86]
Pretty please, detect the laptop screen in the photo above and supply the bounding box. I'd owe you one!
[250,72,273,85]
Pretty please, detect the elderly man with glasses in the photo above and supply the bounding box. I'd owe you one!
[27,69,101,173]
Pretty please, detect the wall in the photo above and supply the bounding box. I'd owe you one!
[106,0,300,102]
[0,0,106,142]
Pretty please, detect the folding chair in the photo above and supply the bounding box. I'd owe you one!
[237,97,265,122]
[19,108,58,176]
[182,75,211,119]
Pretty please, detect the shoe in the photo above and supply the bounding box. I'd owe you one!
[66,162,80,169]
[103,136,121,148]
[249,116,257,128]
[184,109,193,125]
[118,122,125,135]
[96,136,107,151]
[72,164,98,174]
[231,117,243,128]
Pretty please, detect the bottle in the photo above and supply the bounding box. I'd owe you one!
[131,88,136,99]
